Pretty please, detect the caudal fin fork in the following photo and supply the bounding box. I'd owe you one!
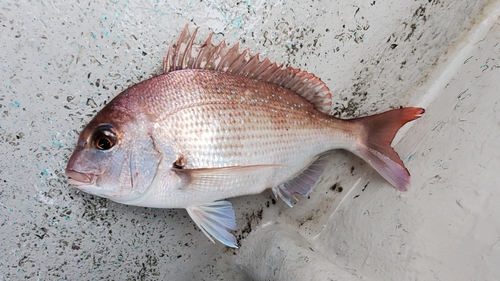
[354,107,425,191]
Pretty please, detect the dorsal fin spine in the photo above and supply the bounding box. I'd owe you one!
[175,26,189,71]
[193,33,214,69]
[253,58,273,79]
[163,44,173,73]
[227,49,250,73]
[259,62,281,80]
[182,27,198,70]
[216,43,239,71]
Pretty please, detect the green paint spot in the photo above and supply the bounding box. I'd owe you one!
[52,141,62,148]
[408,152,416,161]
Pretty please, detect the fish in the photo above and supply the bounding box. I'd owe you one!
[65,25,424,248]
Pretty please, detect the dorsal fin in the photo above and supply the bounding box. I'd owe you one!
[162,25,333,115]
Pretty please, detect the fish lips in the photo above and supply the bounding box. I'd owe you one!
[65,169,96,187]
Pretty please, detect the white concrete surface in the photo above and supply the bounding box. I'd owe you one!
[0,0,498,280]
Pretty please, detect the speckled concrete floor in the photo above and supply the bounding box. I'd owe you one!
[0,0,498,280]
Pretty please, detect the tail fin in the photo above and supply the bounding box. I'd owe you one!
[353,107,424,191]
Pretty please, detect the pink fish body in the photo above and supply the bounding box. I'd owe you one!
[66,26,424,247]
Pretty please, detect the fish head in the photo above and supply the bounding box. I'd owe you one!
[65,100,163,202]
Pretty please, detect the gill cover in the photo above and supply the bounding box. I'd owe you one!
[66,107,162,202]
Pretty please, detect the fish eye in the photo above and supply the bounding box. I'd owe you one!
[92,125,117,151]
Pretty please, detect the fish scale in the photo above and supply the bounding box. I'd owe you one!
[150,69,344,169]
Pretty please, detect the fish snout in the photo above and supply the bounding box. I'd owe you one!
[65,168,95,187]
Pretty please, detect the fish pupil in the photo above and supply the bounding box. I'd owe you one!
[92,125,116,151]
[96,137,112,150]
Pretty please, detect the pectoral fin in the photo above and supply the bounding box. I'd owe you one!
[173,164,281,191]
[186,201,238,248]
[272,153,331,207]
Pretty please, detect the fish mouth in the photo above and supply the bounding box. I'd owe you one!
[65,169,96,187]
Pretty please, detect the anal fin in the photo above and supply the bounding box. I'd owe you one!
[272,153,331,207]
[186,201,238,248]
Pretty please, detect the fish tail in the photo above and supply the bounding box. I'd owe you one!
[352,107,424,191]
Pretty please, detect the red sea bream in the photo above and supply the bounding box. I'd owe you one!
[65,26,424,247]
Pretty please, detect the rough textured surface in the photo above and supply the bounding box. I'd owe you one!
[0,0,497,280]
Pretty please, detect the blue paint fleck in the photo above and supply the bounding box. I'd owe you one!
[217,7,243,27]
[52,141,62,148]
[10,101,20,107]
[408,152,416,161]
